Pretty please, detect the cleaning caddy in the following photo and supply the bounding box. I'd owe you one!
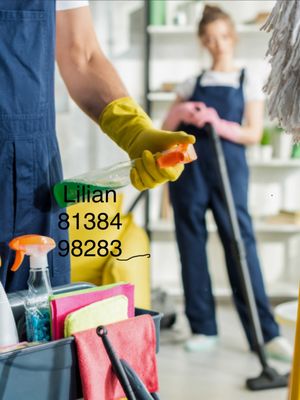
[0,278,162,399]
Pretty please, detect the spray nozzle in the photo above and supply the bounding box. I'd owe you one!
[157,144,197,168]
[9,235,56,272]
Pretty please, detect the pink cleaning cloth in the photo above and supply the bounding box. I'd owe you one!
[74,315,158,400]
[50,283,134,340]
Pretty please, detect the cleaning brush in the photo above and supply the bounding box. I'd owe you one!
[261,0,300,142]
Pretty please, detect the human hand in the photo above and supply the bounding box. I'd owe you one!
[193,106,220,129]
[173,101,207,126]
[193,106,241,142]
[99,97,196,190]
[130,150,184,191]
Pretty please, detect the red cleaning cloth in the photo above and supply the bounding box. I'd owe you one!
[74,315,158,400]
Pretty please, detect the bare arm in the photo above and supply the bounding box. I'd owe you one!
[56,7,128,123]
[162,96,184,131]
[235,100,265,145]
[163,97,264,145]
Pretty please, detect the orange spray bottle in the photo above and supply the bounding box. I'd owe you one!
[9,235,56,342]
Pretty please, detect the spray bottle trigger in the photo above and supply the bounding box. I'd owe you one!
[10,250,26,272]
[157,144,197,168]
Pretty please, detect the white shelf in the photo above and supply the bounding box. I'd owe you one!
[159,282,298,300]
[261,282,298,299]
[275,301,298,326]
[255,222,300,234]
[249,160,300,168]
[148,24,264,35]
[150,219,300,242]
[148,25,195,35]
[147,92,176,102]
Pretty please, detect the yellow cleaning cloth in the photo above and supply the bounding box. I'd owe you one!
[64,295,128,337]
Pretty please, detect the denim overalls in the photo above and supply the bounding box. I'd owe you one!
[0,0,70,292]
[169,70,279,347]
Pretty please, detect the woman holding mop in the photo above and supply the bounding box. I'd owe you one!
[163,5,292,361]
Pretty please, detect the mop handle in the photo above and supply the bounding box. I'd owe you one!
[96,326,137,400]
[205,123,267,366]
[120,359,154,400]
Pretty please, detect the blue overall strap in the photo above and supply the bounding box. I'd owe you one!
[239,68,245,87]
[198,71,206,85]
[189,71,206,101]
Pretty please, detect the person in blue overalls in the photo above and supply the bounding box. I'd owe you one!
[163,5,292,361]
[0,0,194,293]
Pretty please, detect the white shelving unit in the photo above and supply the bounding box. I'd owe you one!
[161,280,299,301]
[146,7,300,300]
[148,25,196,34]
[249,160,300,168]
[148,23,263,35]
[147,92,176,102]
[150,219,300,241]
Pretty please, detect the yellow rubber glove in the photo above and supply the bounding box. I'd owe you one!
[130,150,184,191]
[99,97,196,191]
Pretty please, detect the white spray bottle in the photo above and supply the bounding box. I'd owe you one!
[9,235,56,342]
[0,282,19,347]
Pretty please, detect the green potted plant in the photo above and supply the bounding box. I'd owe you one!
[291,143,300,159]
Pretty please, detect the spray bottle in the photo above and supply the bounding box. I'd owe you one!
[0,282,19,348]
[53,144,197,208]
[9,235,56,342]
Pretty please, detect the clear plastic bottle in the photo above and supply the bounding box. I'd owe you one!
[53,161,133,208]
[25,264,53,342]
[53,144,197,208]
[9,235,56,342]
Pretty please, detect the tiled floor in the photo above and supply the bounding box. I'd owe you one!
[157,305,293,400]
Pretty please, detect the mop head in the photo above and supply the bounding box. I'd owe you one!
[261,0,300,142]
